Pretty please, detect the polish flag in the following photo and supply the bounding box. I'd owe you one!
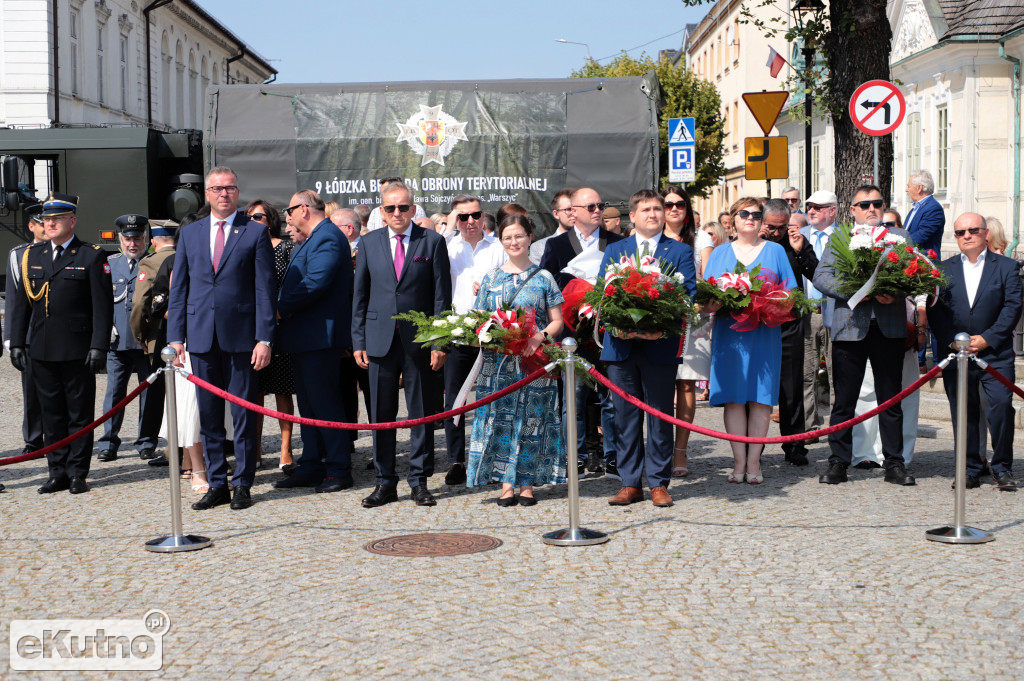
[767,46,787,78]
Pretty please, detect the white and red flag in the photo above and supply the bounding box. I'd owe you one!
[766,46,787,78]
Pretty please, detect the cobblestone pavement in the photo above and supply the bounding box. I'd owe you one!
[0,359,1021,680]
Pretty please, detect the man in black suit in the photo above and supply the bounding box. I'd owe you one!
[352,182,452,507]
[924,212,1022,490]
[8,192,114,495]
[540,187,624,475]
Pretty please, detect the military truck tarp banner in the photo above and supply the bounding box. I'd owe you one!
[205,76,660,236]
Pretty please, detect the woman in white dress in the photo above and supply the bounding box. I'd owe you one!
[661,186,713,477]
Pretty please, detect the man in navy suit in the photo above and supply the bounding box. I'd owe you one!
[167,166,276,511]
[924,212,1022,490]
[273,190,354,494]
[352,182,452,508]
[813,185,916,486]
[904,170,945,370]
[601,189,696,508]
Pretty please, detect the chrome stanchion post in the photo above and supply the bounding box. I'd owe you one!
[926,333,994,544]
[145,346,213,553]
[543,338,609,547]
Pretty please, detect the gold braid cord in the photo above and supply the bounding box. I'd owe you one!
[20,245,49,316]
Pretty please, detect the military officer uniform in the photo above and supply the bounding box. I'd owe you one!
[7,193,114,494]
[129,218,177,453]
[97,214,158,461]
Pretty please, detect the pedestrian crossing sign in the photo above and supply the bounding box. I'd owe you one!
[668,118,696,144]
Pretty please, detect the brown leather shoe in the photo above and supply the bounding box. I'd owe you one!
[608,486,644,506]
[650,485,673,507]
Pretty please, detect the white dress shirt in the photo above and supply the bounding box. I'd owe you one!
[574,226,599,251]
[387,226,411,262]
[961,250,986,307]
[447,232,508,313]
[51,235,74,260]
[208,212,237,262]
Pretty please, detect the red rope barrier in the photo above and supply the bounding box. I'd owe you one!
[0,379,152,467]
[185,365,551,430]
[589,363,944,444]
[981,363,1024,399]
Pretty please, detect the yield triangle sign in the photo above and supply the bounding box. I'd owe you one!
[742,91,790,136]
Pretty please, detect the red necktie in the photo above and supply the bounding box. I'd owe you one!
[394,233,406,279]
[213,220,227,272]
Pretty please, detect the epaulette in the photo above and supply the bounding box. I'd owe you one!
[92,244,103,251]
[108,251,124,259]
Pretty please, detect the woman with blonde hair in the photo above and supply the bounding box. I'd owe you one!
[986,216,1008,255]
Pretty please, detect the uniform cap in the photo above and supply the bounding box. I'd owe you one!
[115,214,149,237]
[41,192,79,216]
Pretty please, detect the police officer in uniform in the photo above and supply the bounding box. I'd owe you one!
[8,192,114,494]
[3,205,47,456]
[96,215,158,461]
[129,218,177,456]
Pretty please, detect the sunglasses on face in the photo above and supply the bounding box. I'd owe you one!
[663,201,687,210]
[248,213,267,221]
[805,203,832,212]
[784,197,800,203]
[953,227,984,238]
[736,210,763,221]
[283,204,305,216]
[573,202,607,213]
[381,204,412,214]
[457,211,483,222]
[880,220,897,228]
[764,223,787,232]
[853,199,885,210]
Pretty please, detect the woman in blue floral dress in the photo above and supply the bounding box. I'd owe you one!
[467,215,566,506]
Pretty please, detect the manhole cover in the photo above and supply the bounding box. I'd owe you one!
[364,533,502,557]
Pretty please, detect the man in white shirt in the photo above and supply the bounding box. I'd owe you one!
[441,194,508,485]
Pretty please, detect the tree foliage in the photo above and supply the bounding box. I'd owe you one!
[571,53,726,198]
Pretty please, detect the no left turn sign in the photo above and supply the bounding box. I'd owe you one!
[848,80,906,136]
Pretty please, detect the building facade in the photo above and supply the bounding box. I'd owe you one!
[0,0,275,131]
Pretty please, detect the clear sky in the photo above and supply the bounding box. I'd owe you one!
[199,0,711,83]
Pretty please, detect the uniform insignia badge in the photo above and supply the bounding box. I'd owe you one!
[138,272,146,281]
[103,263,111,274]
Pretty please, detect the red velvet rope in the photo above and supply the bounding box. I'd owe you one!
[981,363,1024,399]
[589,363,944,444]
[0,379,152,467]
[185,365,551,429]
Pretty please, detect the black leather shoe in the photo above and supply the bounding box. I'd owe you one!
[993,471,1017,490]
[68,477,89,494]
[138,449,157,460]
[854,460,882,469]
[496,494,518,507]
[0,483,5,492]
[884,464,916,486]
[444,463,467,485]
[191,487,231,510]
[518,494,537,507]
[230,486,252,510]
[38,478,70,494]
[362,485,398,508]
[315,477,353,493]
[24,443,43,455]
[273,475,321,489]
[97,450,117,462]
[604,460,620,481]
[587,457,605,474]
[577,458,587,475]
[819,462,848,484]
[410,485,437,507]
[953,476,982,490]
[148,455,169,467]
[784,450,809,466]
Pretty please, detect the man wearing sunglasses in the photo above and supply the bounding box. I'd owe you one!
[441,194,507,486]
[925,212,1021,490]
[539,187,624,477]
[529,188,576,265]
[813,185,916,486]
[782,187,803,215]
[353,182,452,508]
[167,166,277,511]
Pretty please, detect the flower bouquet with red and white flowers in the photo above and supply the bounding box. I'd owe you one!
[581,252,695,339]
[828,223,947,308]
[697,263,813,332]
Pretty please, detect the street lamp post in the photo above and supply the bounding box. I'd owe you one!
[793,0,825,200]
[555,38,593,63]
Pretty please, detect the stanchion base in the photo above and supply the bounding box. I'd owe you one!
[925,526,994,544]
[541,527,610,547]
[144,534,213,553]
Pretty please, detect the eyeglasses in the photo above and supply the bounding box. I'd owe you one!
[805,203,833,212]
[554,207,573,214]
[953,227,985,238]
[206,185,238,195]
[736,210,763,221]
[501,234,530,243]
[764,223,787,232]
[784,197,800,204]
[457,211,483,222]
[853,199,885,210]
[880,220,897,228]
[664,201,687,210]
[283,204,306,216]
[381,204,412,214]
[248,213,267,221]
[573,202,607,213]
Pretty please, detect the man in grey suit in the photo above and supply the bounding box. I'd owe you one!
[812,185,916,486]
[352,182,452,508]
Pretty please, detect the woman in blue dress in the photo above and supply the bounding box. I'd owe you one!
[467,214,566,506]
[703,197,796,484]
